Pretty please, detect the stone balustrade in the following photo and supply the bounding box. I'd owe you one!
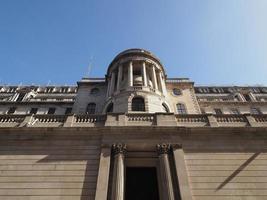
[0,113,266,128]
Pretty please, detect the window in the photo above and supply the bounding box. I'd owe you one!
[173,88,182,96]
[7,107,16,114]
[90,88,99,95]
[132,97,145,111]
[29,108,38,114]
[230,108,240,115]
[106,103,113,113]
[47,107,56,115]
[176,103,187,114]
[86,103,96,114]
[65,107,72,115]
[250,107,262,115]
[162,103,170,113]
[214,108,223,115]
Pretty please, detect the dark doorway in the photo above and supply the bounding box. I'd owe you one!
[126,167,160,200]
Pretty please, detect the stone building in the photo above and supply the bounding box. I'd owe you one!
[0,48,267,200]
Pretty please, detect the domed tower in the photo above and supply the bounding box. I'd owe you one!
[104,49,170,113]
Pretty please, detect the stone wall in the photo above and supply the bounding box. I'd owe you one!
[0,129,101,200]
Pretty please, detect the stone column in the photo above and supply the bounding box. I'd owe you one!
[128,61,133,87]
[157,71,163,92]
[142,61,148,87]
[110,72,116,96]
[111,143,126,200]
[117,65,123,92]
[172,144,193,200]
[95,145,112,200]
[151,65,158,90]
[160,72,168,95]
[106,76,111,97]
[157,144,175,200]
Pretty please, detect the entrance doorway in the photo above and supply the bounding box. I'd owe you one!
[125,167,160,200]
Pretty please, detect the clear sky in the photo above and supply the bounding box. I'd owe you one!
[0,0,267,86]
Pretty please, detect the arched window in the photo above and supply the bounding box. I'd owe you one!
[106,103,114,113]
[90,88,99,95]
[132,97,145,111]
[176,103,187,114]
[162,103,170,113]
[86,103,96,114]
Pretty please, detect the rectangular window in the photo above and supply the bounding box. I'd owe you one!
[65,107,72,115]
[230,108,240,115]
[251,107,262,115]
[29,108,38,114]
[214,108,223,115]
[47,107,56,115]
[7,107,16,114]
[176,103,187,114]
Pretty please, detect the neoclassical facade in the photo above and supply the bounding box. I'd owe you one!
[0,49,267,200]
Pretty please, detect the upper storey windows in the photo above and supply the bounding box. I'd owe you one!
[132,97,145,112]
[86,103,96,114]
[176,103,187,114]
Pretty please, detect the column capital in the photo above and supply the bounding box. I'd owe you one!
[157,143,171,155]
[112,143,127,155]
[171,144,182,149]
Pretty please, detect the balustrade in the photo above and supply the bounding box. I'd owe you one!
[0,113,266,128]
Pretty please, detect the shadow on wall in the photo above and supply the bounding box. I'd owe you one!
[0,134,101,200]
[216,152,261,191]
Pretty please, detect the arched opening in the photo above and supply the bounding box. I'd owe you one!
[162,103,170,113]
[86,103,96,114]
[132,97,145,111]
[106,103,114,113]
[176,103,187,114]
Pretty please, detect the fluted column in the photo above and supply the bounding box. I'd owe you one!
[151,65,158,90]
[157,144,175,200]
[110,72,116,96]
[117,65,123,92]
[142,61,148,87]
[111,143,126,200]
[128,61,133,87]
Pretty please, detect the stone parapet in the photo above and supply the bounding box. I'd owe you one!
[0,113,267,128]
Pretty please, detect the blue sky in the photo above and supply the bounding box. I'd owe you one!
[0,0,267,86]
